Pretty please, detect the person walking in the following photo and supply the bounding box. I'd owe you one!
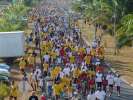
[95,87,106,100]
[114,75,121,96]
[102,76,108,92]
[106,72,114,96]
[9,81,19,100]
[87,91,96,100]
[96,71,103,89]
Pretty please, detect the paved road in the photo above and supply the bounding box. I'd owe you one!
[109,81,133,100]
[14,0,133,99]
[38,0,133,99]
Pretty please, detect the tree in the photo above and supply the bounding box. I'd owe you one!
[72,0,133,49]
[0,83,10,100]
[117,14,133,48]
[0,3,30,32]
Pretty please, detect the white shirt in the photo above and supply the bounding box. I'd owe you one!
[63,67,70,76]
[87,93,96,100]
[95,90,106,100]
[57,57,62,63]
[68,52,72,57]
[35,68,41,75]
[56,26,60,32]
[43,26,48,32]
[96,73,103,82]
[114,77,121,86]
[92,41,97,48]
[43,55,50,62]
[31,72,36,81]
[35,68,41,80]
[86,47,91,54]
[106,74,114,85]
[81,65,87,72]
[59,71,64,78]
[55,48,59,55]
[39,78,43,87]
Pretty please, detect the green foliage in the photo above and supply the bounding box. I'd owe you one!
[24,0,43,7]
[0,3,30,32]
[72,1,82,12]
[117,14,133,48]
[72,0,133,48]
[0,83,10,99]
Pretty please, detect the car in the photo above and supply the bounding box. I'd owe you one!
[0,63,10,70]
[0,69,10,77]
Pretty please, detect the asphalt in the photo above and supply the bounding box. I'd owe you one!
[109,81,133,100]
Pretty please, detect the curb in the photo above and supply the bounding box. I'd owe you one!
[110,67,133,88]
[82,36,133,88]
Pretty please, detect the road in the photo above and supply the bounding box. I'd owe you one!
[55,0,133,99]
[10,0,133,99]
[109,81,133,100]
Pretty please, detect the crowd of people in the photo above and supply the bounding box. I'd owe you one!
[10,1,122,100]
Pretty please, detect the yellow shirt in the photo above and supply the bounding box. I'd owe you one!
[70,56,75,63]
[91,49,96,56]
[71,46,75,52]
[73,68,81,78]
[19,60,26,69]
[79,47,85,53]
[53,84,60,95]
[55,66,61,74]
[88,70,95,78]
[51,69,57,79]
[84,55,91,64]
[61,77,70,86]
[51,67,61,79]
[50,51,57,59]
[46,41,51,49]
[28,56,35,64]
[10,85,19,97]
[43,63,49,71]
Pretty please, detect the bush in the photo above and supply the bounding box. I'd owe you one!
[0,83,10,100]
[0,3,30,32]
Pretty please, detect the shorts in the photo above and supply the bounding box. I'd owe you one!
[109,84,113,88]
[117,86,120,91]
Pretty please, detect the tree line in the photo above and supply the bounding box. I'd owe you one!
[72,0,133,49]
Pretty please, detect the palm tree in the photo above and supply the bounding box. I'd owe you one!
[73,0,133,49]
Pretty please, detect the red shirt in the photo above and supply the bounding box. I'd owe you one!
[41,96,46,100]
[102,79,108,86]
[96,66,104,72]
[88,79,95,87]
[63,56,69,64]
[79,72,87,80]
[60,48,65,56]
